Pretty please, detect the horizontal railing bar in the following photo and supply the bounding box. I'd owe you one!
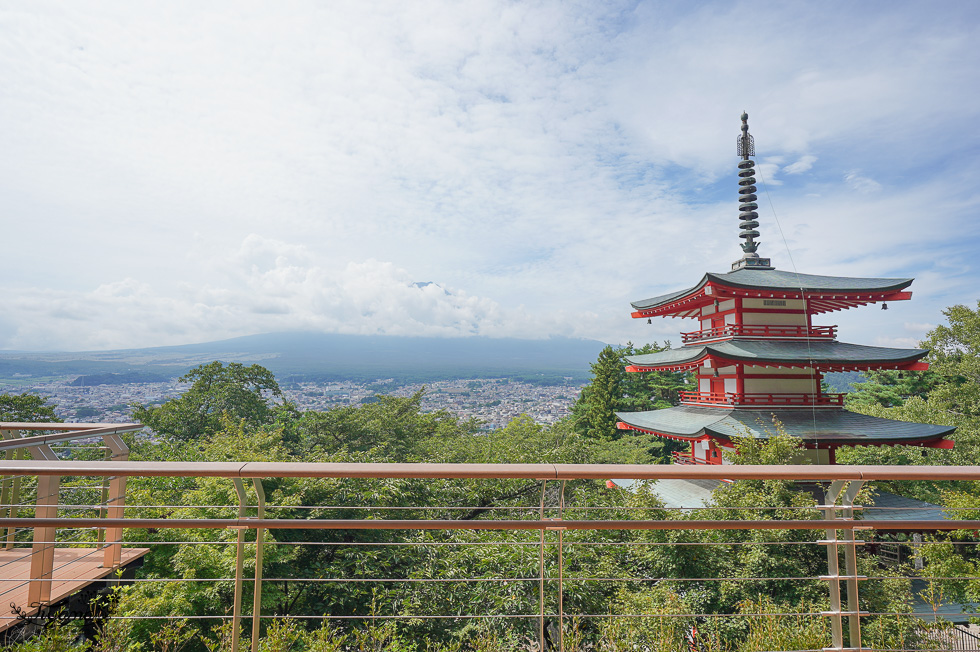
[0,423,142,450]
[5,502,969,514]
[93,612,860,620]
[3,461,980,481]
[4,517,980,530]
[0,422,142,431]
[8,574,975,583]
[10,539,851,547]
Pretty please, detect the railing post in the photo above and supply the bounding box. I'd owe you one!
[6,450,23,549]
[0,430,19,548]
[841,481,866,650]
[27,442,60,607]
[102,433,129,569]
[251,479,266,652]
[821,480,866,651]
[821,481,846,650]
[557,481,566,652]
[97,445,110,545]
[539,480,547,652]
[231,478,249,652]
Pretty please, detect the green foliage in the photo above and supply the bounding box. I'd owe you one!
[41,308,980,652]
[735,595,830,652]
[294,390,479,460]
[845,369,941,408]
[3,622,86,652]
[133,362,292,441]
[923,301,980,419]
[571,342,690,462]
[0,392,60,422]
[573,345,623,441]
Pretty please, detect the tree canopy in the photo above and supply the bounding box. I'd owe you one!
[133,361,291,441]
[0,392,60,423]
[571,342,689,438]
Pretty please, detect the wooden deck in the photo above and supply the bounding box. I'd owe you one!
[0,547,149,632]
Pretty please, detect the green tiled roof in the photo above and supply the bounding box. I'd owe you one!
[626,340,928,367]
[632,268,913,311]
[616,406,955,444]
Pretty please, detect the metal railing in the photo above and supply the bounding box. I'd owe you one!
[680,324,837,343]
[2,428,980,650]
[0,422,139,607]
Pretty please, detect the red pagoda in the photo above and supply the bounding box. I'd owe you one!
[615,113,955,465]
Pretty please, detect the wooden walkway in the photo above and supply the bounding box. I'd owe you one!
[0,547,149,632]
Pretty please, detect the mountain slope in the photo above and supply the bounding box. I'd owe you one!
[0,332,608,383]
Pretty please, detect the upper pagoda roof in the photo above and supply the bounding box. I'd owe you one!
[631,268,914,318]
[625,339,928,372]
[615,405,954,446]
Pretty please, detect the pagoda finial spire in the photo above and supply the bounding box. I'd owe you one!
[732,112,772,270]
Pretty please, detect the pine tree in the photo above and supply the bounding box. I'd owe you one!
[574,345,625,440]
[573,342,692,441]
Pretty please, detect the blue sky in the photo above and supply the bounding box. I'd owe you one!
[1,1,978,351]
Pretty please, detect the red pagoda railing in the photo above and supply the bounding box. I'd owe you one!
[680,324,837,343]
[671,451,711,465]
[679,391,845,407]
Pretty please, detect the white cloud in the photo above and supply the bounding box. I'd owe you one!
[783,155,817,175]
[755,161,783,186]
[843,171,882,194]
[0,235,615,350]
[873,336,921,349]
[0,1,978,353]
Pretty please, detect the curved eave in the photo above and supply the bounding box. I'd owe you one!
[630,276,710,317]
[625,341,929,373]
[616,407,956,447]
[631,271,914,319]
[615,422,711,444]
[705,270,913,295]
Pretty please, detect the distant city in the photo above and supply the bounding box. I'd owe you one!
[3,376,583,429]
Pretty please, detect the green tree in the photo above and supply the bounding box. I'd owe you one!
[619,342,690,412]
[921,301,980,419]
[841,302,980,499]
[573,345,625,441]
[0,392,60,423]
[845,369,941,409]
[133,362,291,441]
[572,343,690,461]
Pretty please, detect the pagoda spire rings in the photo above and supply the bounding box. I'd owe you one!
[732,112,771,270]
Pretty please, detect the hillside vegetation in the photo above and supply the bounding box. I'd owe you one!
[2,302,980,651]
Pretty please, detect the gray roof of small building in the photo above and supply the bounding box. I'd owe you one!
[626,340,928,367]
[648,478,721,509]
[643,480,950,520]
[632,268,913,311]
[864,491,946,522]
[616,405,955,444]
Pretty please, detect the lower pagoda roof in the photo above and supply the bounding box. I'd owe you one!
[616,406,955,446]
[625,340,928,371]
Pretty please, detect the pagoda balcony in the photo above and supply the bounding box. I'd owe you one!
[680,324,837,344]
[671,451,711,465]
[679,390,846,407]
